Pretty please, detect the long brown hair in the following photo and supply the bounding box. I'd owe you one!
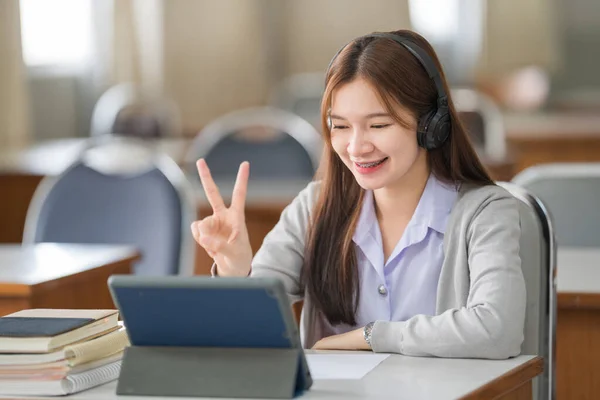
[302,29,494,326]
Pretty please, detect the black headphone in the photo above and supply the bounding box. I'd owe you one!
[327,33,451,150]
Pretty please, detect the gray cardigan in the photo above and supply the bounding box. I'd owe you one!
[250,181,526,359]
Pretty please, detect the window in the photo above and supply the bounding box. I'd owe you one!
[408,0,459,43]
[408,0,484,84]
[20,0,93,67]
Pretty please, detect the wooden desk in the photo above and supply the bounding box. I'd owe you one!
[555,247,600,400]
[57,353,543,400]
[481,155,517,183]
[0,173,44,243]
[0,243,140,316]
[506,112,600,173]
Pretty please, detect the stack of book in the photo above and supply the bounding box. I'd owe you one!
[0,309,128,396]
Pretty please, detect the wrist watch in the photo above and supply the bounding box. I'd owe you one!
[363,321,375,348]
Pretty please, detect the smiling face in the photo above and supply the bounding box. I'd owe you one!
[329,77,428,191]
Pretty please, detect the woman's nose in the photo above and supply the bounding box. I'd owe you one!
[347,129,374,156]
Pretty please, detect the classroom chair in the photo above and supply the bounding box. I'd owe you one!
[512,162,600,247]
[499,182,557,400]
[185,107,322,181]
[90,83,182,138]
[22,136,196,276]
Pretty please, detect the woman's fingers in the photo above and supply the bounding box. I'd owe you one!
[231,161,250,213]
[197,159,226,213]
[193,220,237,256]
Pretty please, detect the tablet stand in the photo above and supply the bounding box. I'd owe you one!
[116,346,304,398]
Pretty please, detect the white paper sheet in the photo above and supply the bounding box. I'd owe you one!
[306,353,390,380]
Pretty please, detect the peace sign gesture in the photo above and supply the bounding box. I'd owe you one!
[191,159,253,277]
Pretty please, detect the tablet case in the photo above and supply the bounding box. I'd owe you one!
[108,276,312,399]
[117,346,304,398]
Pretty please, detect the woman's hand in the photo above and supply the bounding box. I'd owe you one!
[191,159,253,277]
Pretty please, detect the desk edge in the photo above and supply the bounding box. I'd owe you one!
[0,283,32,297]
[558,292,600,309]
[1,250,141,290]
[458,356,543,400]
[31,251,141,288]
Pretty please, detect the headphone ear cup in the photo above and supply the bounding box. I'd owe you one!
[418,109,451,150]
[417,110,436,149]
[431,112,451,148]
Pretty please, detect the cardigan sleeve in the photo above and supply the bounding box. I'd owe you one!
[370,194,527,359]
[249,181,320,304]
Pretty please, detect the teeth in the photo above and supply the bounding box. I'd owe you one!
[357,158,386,168]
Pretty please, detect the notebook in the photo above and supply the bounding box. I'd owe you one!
[0,351,123,379]
[0,327,128,365]
[0,360,121,396]
[0,309,119,353]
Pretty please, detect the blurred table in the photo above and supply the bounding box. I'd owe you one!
[506,112,600,173]
[0,138,190,176]
[0,243,139,316]
[555,247,600,400]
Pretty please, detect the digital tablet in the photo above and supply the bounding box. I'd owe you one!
[107,275,312,393]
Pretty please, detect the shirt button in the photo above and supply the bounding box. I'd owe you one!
[378,284,388,296]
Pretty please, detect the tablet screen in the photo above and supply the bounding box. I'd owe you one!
[110,277,296,349]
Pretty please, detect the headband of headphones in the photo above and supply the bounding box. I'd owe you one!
[326,32,448,108]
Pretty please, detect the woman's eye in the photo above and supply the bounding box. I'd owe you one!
[372,124,391,129]
[332,125,349,130]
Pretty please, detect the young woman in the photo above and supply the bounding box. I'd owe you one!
[191,30,526,359]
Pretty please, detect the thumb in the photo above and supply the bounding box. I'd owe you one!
[190,221,201,244]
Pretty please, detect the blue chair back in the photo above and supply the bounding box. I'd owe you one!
[24,138,196,275]
[513,163,600,247]
[185,107,322,182]
[204,134,315,180]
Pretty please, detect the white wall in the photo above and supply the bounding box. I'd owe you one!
[163,0,269,133]
[162,0,411,131]
[477,0,560,78]
[283,0,411,74]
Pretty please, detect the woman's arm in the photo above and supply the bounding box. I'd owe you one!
[370,196,526,359]
[248,182,321,304]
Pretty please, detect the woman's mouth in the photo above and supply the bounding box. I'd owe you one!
[354,157,388,174]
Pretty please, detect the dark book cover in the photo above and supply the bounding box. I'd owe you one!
[0,317,94,338]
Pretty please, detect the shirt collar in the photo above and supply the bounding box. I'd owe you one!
[352,173,458,245]
[353,190,376,244]
[419,173,459,234]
